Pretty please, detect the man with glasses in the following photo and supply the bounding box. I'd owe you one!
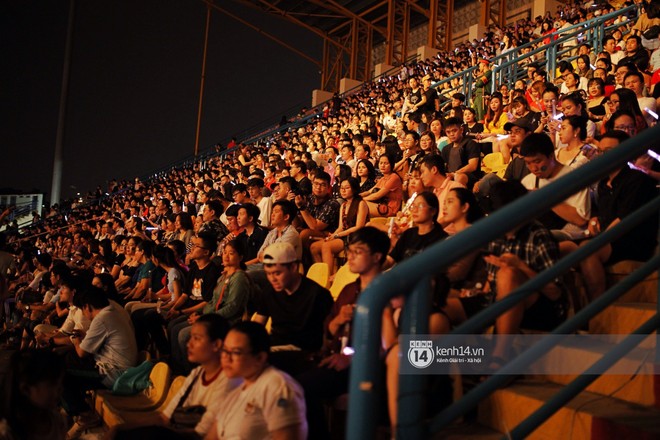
[297,227,389,439]
[168,231,222,372]
[294,171,339,266]
[289,160,312,196]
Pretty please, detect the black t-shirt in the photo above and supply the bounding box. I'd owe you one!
[253,277,334,351]
[236,226,269,262]
[184,260,222,305]
[390,225,448,263]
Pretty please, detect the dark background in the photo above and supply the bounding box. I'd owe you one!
[1,0,322,200]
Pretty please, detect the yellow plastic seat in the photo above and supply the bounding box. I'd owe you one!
[481,152,507,178]
[307,262,330,288]
[95,362,172,416]
[102,375,187,427]
[329,263,359,300]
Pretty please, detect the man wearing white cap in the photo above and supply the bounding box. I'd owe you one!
[251,242,333,375]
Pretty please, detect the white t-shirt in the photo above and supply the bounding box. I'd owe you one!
[163,367,242,436]
[255,197,273,229]
[214,366,307,439]
[521,165,591,239]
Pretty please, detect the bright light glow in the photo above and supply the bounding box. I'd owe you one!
[644,107,658,120]
[342,346,355,356]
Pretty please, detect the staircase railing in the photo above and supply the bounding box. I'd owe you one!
[346,124,660,440]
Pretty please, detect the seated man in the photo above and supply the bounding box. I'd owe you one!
[580,131,658,300]
[484,180,567,363]
[64,286,137,431]
[296,227,389,440]
[294,171,339,266]
[440,117,482,187]
[251,242,333,376]
[520,133,590,252]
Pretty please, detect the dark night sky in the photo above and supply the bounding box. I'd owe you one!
[1,0,321,200]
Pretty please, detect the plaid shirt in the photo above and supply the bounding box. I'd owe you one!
[305,195,340,232]
[487,221,562,295]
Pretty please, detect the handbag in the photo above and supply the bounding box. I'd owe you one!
[170,371,206,429]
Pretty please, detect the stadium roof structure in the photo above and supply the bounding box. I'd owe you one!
[205,0,498,92]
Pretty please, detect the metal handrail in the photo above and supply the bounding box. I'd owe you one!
[346,124,660,439]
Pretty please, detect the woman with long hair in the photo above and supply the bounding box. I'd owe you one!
[362,154,403,218]
[601,88,648,135]
[441,188,487,290]
[311,177,369,275]
[419,130,437,156]
[576,54,593,79]
[479,92,510,141]
[174,212,195,253]
[356,159,376,194]
[557,115,593,167]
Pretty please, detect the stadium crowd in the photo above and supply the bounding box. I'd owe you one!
[1,0,659,438]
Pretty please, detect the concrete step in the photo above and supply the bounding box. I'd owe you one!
[525,339,658,406]
[607,261,658,304]
[478,380,660,440]
[589,302,657,336]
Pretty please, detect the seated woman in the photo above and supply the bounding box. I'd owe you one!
[586,78,607,123]
[114,236,142,292]
[556,115,594,167]
[356,159,377,195]
[208,321,307,440]
[386,191,448,267]
[438,188,491,326]
[111,315,241,440]
[361,154,403,218]
[311,177,369,275]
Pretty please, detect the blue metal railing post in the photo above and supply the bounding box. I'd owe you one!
[396,276,432,440]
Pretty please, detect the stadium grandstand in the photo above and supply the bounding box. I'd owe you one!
[1,0,660,439]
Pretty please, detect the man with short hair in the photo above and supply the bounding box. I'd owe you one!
[252,242,333,375]
[296,227,389,439]
[579,131,658,300]
[520,133,590,244]
[441,117,482,187]
[294,171,339,263]
[247,177,272,228]
[618,35,650,72]
[419,154,464,230]
[167,232,223,370]
[473,119,533,203]
[64,286,137,422]
[290,160,312,196]
[237,203,268,265]
[198,199,229,245]
[604,35,625,66]
[623,71,656,126]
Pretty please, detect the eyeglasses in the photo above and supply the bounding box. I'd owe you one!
[346,247,370,257]
[220,348,250,359]
[614,125,635,132]
[312,182,329,188]
[410,203,430,211]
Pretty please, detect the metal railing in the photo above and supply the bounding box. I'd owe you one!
[346,123,660,440]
